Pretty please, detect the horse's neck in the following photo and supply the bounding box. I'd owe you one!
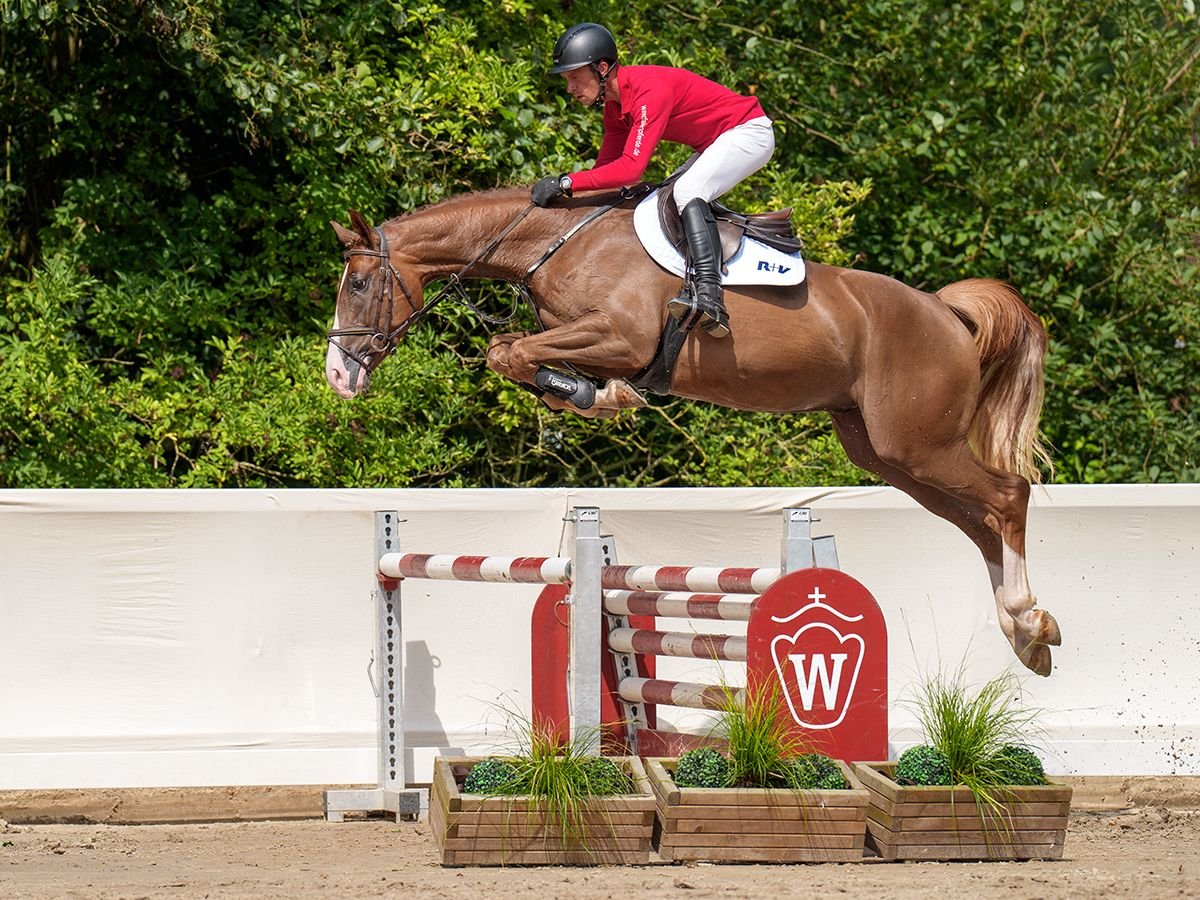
[391,191,558,283]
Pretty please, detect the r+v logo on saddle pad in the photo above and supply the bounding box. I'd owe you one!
[756,260,793,274]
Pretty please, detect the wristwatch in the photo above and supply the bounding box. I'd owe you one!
[558,174,573,195]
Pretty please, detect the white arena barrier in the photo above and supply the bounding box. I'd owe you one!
[0,485,1197,796]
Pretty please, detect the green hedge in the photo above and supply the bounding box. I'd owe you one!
[2,1,1195,486]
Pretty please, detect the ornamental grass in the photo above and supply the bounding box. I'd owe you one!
[902,665,1051,833]
[673,680,847,791]
[459,706,634,846]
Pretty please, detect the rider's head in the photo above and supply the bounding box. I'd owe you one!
[550,23,618,109]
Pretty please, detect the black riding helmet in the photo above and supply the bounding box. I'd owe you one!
[550,23,618,108]
[549,23,618,74]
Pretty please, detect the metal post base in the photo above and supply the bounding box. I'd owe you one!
[324,787,424,823]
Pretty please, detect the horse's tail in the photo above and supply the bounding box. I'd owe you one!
[936,278,1053,483]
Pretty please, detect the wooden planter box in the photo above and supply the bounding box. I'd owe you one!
[854,762,1072,861]
[430,756,656,866]
[646,758,870,863]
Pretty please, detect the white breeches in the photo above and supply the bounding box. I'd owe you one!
[673,116,775,212]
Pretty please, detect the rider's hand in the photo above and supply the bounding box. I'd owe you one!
[531,174,571,207]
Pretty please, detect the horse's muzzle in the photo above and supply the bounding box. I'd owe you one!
[345,356,372,396]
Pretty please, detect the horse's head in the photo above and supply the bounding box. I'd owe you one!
[325,210,422,398]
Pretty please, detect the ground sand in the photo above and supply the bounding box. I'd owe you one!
[3,807,1198,899]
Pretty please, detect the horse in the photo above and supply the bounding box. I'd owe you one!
[325,187,1061,676]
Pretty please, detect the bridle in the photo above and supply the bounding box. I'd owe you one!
[326,187,650,374]
[326,226,413,370]
[326,206,538,373]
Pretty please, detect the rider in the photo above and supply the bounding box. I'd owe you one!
[530,23,775,339]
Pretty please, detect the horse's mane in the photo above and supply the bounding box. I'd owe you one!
[382,186,529,226]
[381,184,646,228]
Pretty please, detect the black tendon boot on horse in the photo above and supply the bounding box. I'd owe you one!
[667,198,730,338]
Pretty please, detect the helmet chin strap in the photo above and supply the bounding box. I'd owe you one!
[591,62,613,109]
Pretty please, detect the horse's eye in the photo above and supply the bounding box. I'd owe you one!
[350,275,367,292]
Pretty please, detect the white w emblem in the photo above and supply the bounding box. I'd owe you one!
[789,652,849,711]
[769,622,865,730]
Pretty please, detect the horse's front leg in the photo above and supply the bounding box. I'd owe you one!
[486,332,525,376]
[486,319,651,418]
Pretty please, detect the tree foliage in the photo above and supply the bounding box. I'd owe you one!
[1,0,1196,487]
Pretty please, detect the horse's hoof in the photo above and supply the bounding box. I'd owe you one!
[608,379,648,410]
[485,349,510,374]
[578,407,619,419]
[1018,608,1062,647]
[1019,642,1053,677]
[1036,610,1062,646]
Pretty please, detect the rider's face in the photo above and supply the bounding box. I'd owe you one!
[562,63,607,106]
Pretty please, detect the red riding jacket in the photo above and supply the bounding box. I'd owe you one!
[567,65,765,193]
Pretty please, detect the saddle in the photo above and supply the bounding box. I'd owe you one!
[626,176,806,396]
[655,181,803,265]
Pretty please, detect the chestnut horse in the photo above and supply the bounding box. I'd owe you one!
[325,187,1061,675]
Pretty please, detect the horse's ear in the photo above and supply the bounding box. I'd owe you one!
[347,209,379,249]
[330,220,361,247]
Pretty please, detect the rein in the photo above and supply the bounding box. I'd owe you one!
[327,186,652,370]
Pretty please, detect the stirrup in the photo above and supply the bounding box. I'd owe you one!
[667,291,730,339]
[667,291,697,323]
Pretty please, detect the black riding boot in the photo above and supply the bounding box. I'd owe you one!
[666,198,730,338]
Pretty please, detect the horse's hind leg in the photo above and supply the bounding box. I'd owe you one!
[832,410,1001,557]
[832,411,1029,663]
[837,405,1060,676]
[915,453,1058,674]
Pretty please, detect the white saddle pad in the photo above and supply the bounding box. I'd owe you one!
[633,189,805,286]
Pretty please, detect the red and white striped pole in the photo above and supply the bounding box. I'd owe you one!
[617,677,743,712]
[379,553,571,584]
[600,565,780,595]
[608,627,747,662]
[604,590,754,621]
[380,555,781,597]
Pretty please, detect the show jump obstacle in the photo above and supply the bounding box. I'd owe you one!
[324,508,888,822]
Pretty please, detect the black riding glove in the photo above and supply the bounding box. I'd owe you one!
[531,174,570,207]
